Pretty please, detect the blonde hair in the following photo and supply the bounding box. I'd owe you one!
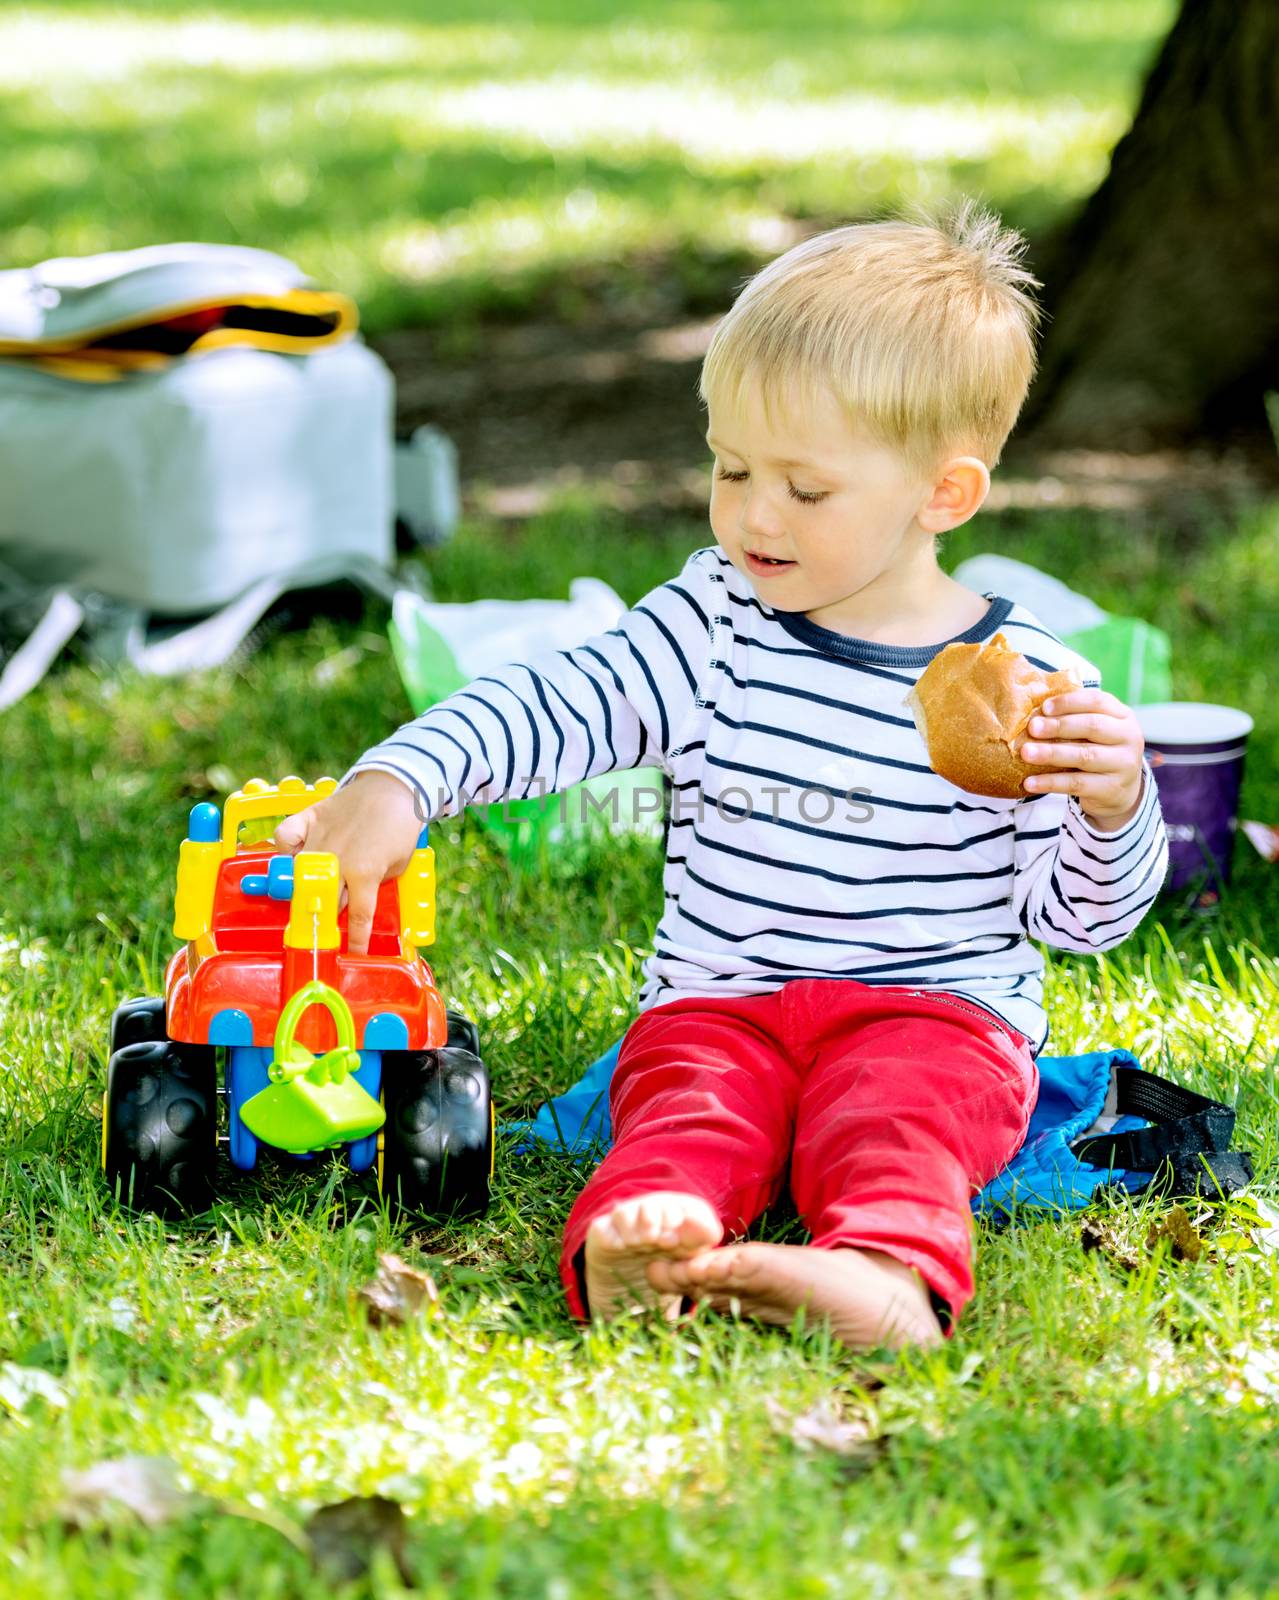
[698,201,1042,474]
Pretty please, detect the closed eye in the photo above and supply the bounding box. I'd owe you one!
[714,467,826,505]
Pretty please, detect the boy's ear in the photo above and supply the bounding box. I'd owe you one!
[917,456,990,533]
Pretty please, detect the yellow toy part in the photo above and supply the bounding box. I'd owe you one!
[285,852,341,950]
[221,774,337,858]
[397,839,437,948]
[173,833,223,941]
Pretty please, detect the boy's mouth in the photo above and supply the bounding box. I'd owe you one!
[745,549,796,575]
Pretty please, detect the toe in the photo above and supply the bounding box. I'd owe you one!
[637,1200,673,1243]
[718,1244,766,1284]
[587,1213,625,1253]
[676,1211,722,1250]
[678,1248,732,1286]
[645,1257,687,1294]
[615,1202,657,1247]
[700,1248,744,1286]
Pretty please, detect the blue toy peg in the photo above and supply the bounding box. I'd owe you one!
[188,802,221,843]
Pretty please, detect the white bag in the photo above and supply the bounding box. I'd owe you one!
[0,243,398,705]
[0,342,394,615]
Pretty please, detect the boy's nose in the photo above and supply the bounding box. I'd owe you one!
[737,492,787,542]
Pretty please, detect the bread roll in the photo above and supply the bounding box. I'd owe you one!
[904,632,1082,799]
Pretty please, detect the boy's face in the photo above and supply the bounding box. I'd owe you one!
[706,383,941,633]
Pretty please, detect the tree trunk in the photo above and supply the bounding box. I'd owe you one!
[1018,0,1279,458]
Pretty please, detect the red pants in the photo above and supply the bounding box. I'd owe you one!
[560,979,1037,1325]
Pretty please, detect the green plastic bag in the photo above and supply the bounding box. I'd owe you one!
[1062,616,1172,706]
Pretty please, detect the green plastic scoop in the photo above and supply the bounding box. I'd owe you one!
[241,980,386,1153]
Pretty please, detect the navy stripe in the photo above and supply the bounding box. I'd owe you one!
[689,788,1015,854]
[359,755,433,812]
[543,675,597,777]
[429,706,497,793]
[665,580,711,634]
[633,603,700,697]
[680,862,1010,923]
[698,751,1007,817]
[661,935,1022,979]
[667,827,1015,886]
[563,653,620,771]
[619,632,669,751]
[525,669,567,793]
[676,901,1008,955]
[717,623,919,685]
[376,739,451,795]
[1051,839,1166,914]
[388,723,474,796]
[453,686,517,795]
[1062,811,1160,869]
[1058,829,1166,892]
[712,709,935,776]
[722,665,918,729]
[473,672,541,790]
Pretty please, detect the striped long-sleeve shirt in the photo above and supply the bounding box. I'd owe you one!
[353,547,1169,1055]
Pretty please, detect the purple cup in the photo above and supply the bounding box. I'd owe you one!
[1135,702,1254,892]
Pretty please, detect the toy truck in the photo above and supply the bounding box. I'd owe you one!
[102,776,493,1218]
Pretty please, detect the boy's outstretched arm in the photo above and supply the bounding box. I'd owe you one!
[273,550,719,952]
[1011,688,1169,951]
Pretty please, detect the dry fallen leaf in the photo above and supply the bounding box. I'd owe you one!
[59,1456,202,1529]
[765,1396,888,1477]
[305,1495,414,1585]
[358,1252,439,1326]
[1079,1217,1142,1272]
[1146,1205,1204,1263]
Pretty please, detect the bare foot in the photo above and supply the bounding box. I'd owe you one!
[647,1242,944,1351]
[583,1192,723,1322]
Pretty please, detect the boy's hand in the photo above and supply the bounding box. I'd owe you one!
[272,771,425,954]
[1018,688,1147,832]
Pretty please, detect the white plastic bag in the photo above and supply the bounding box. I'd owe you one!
[392,577,626,682]
[952,554,1108,635]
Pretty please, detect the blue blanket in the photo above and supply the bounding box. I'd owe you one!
[509,1040,1183,1216]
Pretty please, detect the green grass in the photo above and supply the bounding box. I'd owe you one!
[0,0,1175,329]
[3,4,1276,1588]
[2,495,1278,1597]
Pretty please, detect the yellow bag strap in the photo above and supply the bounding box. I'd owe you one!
[0,288,357,381]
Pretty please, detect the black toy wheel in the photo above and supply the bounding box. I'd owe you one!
[109,995,169,1054]
[445,1008,481,1056]
[379,1046,492,1219]
[103,1040,217,1215]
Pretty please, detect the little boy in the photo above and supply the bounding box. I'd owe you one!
[276,203,1167,1350]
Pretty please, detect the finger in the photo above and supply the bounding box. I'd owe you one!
[1026,711,1130,744]
[344,874,379,956]
[1023,770,1126,797]
[273,808,314,853]
[1020,740,1130,771]
[1039,688,1126,719]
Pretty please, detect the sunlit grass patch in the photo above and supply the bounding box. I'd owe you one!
[0,0,1174,326]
